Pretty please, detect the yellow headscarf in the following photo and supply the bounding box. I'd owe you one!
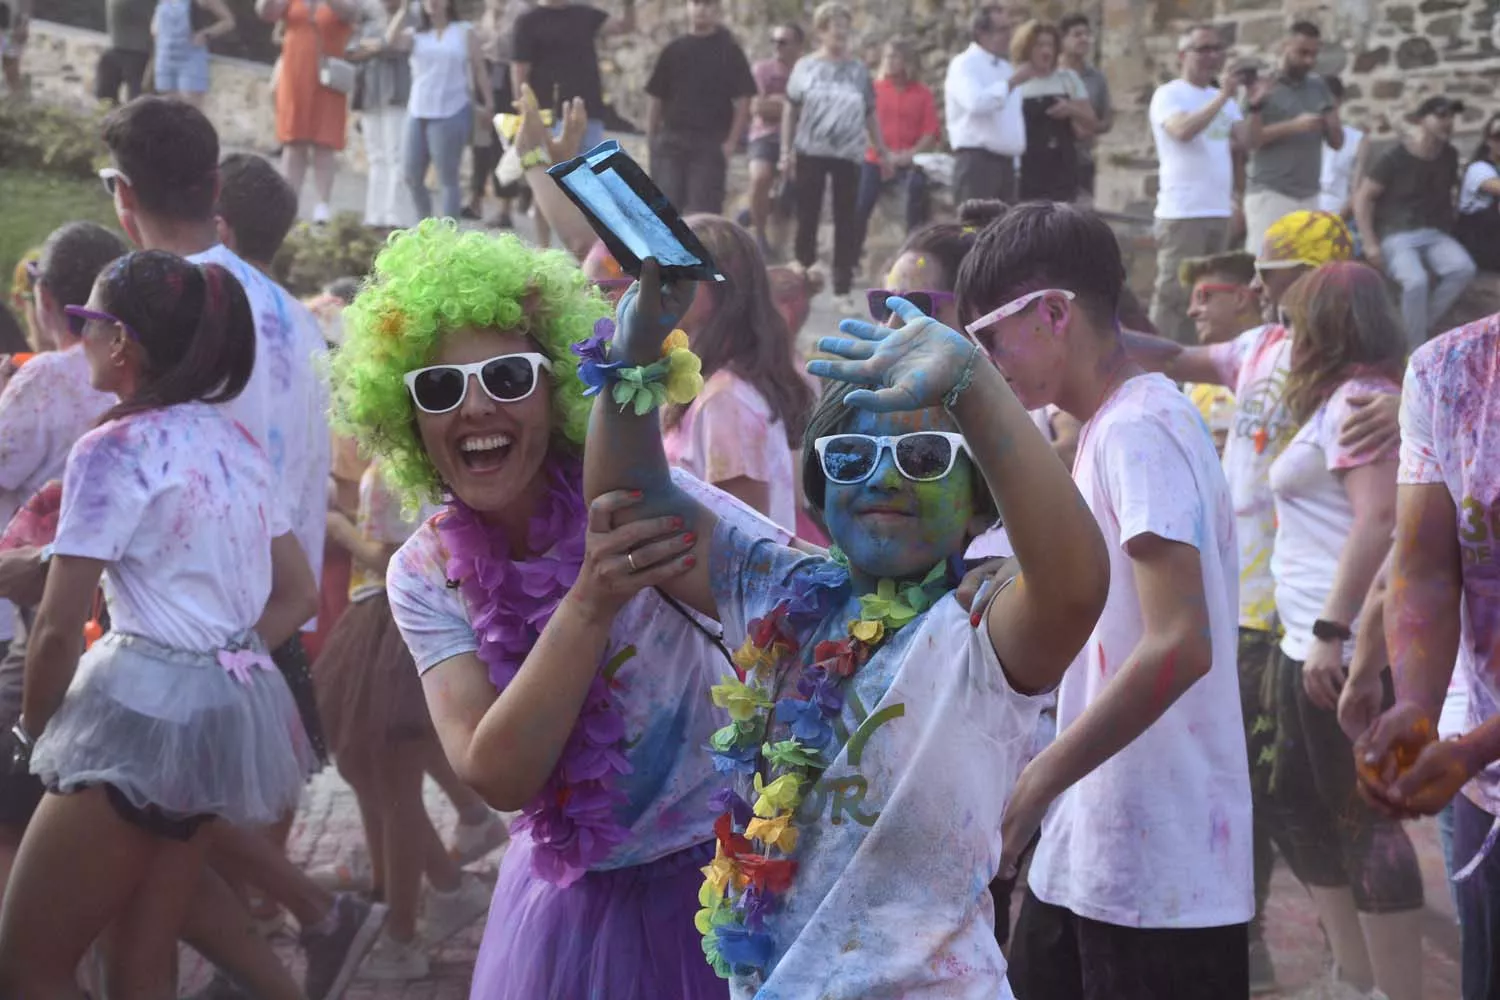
[1259,210,1354,269]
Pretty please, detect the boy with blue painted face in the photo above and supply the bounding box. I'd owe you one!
[956,202,1252,999]
[560,257,1109,999]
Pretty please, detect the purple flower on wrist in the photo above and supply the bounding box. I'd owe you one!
[572,319,625,397]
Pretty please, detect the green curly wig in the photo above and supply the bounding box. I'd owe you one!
[330,219,609,507]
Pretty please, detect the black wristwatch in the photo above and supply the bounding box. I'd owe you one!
[1312,618,1352,642]
[1248,101,1265,114]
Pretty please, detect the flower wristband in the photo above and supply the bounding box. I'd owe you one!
[572,319,704,415]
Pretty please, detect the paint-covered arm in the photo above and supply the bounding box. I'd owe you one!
[581,260,720,619]
[1119,330,1227,386]
[419,492,692,810]
[809,297,1109,695]
[998,412,1216,873]
[20,554,101,736]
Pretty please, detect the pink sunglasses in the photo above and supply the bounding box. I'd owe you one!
[63,305,139,341]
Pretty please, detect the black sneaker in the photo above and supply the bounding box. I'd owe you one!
[299,893,388,1000]
[1248,924,1277,995]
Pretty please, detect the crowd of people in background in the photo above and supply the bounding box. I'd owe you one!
[2,3,1500,1000]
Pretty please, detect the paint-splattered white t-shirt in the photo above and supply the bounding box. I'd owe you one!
[709,522,1048,1000]
[1270,377,1401,664]
[189,246,331,621]
[1028,373,1253,929]
[386,469,790,870]
[1210,323,1294,630]
[1399,319,1500,815]
[53,403,290,651]
[0,346,116,641]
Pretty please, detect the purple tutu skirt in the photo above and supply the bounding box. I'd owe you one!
[471,833,729,1000]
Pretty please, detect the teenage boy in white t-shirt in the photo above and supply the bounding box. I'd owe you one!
[1120,208,1400,990]
[956,202,1252,998]
[1147,23,1247,346]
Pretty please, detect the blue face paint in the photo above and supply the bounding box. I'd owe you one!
[821,407,976,586]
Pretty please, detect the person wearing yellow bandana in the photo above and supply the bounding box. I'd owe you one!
[1120,208,1399,991]
[548,252,1108,999]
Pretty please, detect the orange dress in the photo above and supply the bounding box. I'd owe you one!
[275,0,355,150]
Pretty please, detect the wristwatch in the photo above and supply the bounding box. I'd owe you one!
[9,721,33,773]
[1247,101,1265,114]
[1312,618,1352,642]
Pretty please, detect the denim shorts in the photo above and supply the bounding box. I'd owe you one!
[154,42,210,93]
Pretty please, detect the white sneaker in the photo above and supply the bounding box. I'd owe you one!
[312,203,332,225]
[449,812,510,865]
[359,931,429,980]
[421,872,491,945]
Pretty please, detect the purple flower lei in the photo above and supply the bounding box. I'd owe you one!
[437,458,632,886]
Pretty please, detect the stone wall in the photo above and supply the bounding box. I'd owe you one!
[25,0,1500,229]
[23,19,277,153]
[1095,0,1500,216]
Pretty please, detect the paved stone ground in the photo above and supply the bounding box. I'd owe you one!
[212,158,1462,999]
[177,768,1462,998]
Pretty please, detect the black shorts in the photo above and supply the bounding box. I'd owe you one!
[43,781,214,842]
[748,134,781,166]
[95,47,150,103]
[1009,888,1248,1000]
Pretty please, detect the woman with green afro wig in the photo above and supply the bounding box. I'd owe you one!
[329,219,785,995]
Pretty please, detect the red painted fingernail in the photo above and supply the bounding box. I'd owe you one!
[684,555,697,568]
[970,612,982,627]
[683,532,696,545]
[630,490,643,499]
[671,516,684,529]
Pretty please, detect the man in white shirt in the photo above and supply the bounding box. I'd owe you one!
[1148,24,1247,345]
[957,202,1252,998]
[944,4,1033,205]
[100,96,384,997]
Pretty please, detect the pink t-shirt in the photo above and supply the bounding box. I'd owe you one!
[1269,377,1400,664]
[750,57,792,142]
[1399,317,1500,814]
[662,370,798,534]
[1209,324,1296,630]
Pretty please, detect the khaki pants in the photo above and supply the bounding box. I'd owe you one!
[1243,189,1318,256]
[1149,217,1230,346]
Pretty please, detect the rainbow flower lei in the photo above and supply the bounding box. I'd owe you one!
[697,552,951,978]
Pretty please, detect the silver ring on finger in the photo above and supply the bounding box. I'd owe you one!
[626,550,638,573]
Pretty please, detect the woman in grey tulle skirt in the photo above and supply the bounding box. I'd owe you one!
[0,252,317,997]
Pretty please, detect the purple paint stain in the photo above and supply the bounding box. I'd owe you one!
[1208,804,1231,857]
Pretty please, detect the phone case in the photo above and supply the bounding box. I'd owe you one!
[546,140,724,284]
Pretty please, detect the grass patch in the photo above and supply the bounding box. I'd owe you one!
[0,168,123,288]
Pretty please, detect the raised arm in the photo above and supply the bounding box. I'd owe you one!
[384,1,414,51]
[581,260,723,618]
[1160,84,1232,142]
[807,296,1109,695]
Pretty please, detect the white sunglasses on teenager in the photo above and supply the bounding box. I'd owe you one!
[99,167,132,197]
[965,288,1076,337]
[814,431,971,485]
[404,352,553,414]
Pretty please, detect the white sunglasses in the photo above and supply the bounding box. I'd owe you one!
[99,167,132,197]
[965,288,1076,337]
[403,352,553,414]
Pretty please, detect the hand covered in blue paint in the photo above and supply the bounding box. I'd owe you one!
[808,297,981,412]
[614,257,698,367]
